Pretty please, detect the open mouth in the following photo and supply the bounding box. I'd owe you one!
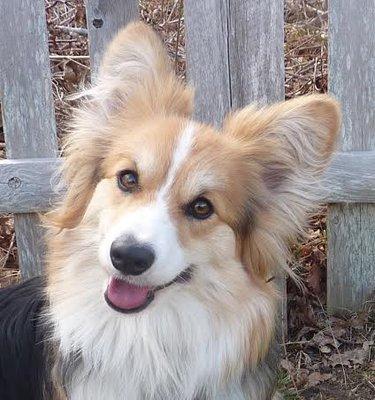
[104,267,193,314]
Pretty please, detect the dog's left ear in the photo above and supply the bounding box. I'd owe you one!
[89,21,194,119]
[224,95,341,277]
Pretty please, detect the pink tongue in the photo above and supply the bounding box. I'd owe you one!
[106,277,150,310]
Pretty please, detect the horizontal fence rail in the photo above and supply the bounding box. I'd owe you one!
[0,159,61,213]
[322,150,375,203]
[1,150,375,214]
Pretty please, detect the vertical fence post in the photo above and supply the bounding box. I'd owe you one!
[327,0,375,313]
[184,1,232,126]
[185,1,284,124]
[86,0,139,79]
[0,0,57,278]
[185,0,286,332]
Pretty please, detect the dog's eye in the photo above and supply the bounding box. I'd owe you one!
[117,170,139,192]
[186,197,214,220]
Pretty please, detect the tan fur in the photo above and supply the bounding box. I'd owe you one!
[45,22,341,400]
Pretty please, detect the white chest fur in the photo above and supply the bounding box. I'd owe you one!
[52,287,257,400]
[49,254,277,400]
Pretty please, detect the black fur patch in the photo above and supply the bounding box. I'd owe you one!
[0,277,52,400]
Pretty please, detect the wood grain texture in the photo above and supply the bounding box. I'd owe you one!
[0,159,62,214]
[86,0,139,79]
[327,0,375,312]
[0,0,57,277]
[184,0,231,126]
[322,151,375,203]
[227,0,285,109]
[185,0,284,125]
[12,215,48,279]
[185,0,287,336]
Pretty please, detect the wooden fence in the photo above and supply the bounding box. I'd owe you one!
[0,0,374,313]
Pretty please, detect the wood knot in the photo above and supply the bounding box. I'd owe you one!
[92,18,103,28]
[8,177,21,189]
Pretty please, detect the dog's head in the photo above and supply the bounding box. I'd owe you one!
[47,22,340,361]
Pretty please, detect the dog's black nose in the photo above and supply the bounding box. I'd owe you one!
[110,238,155,276]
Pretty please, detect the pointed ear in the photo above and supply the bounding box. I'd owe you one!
[224,95,341,278]
[89,22,194,119]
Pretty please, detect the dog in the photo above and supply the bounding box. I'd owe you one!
[0,22,340,400]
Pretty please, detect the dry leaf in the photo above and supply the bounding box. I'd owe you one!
[312,331,337,347]
[319,345,332,354]
[307,371,333,387]
[329,348,367,367]
[330,326,347,339]
[307,264,322,295]
[280,358,295,373]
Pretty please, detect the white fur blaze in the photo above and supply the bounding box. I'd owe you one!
[159,122,196,198]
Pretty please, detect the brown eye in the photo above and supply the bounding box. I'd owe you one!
[187,197,214,220]
[117,170,139,192]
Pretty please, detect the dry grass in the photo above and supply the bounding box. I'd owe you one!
[0,215,19,287]
[140,0,185,77]
[46,0,89,140]
[285,0,328,98]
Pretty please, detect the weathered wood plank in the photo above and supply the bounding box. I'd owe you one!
[185,0,284,124]
[327,0,375,312]
[322,151,375,203]
[86,0,139,79]
[227,1,285,108]
[12,215,48,279]
[0,0,57,278]
[0,159,62,214]
[184,0,231,126]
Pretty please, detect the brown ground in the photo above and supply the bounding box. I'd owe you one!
[0,1,373,398]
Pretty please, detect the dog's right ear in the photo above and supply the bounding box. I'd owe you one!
[88,22,194,119]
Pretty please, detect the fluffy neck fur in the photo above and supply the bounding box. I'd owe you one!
[46,227,278,400]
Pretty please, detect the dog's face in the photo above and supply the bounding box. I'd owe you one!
[47,22,340,366]
[90,116,265,313]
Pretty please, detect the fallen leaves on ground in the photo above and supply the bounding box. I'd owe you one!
[280,296,374,398]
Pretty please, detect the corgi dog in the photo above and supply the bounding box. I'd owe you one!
[0,22,340,400]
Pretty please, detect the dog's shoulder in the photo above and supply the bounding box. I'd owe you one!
[0,277,51,400]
